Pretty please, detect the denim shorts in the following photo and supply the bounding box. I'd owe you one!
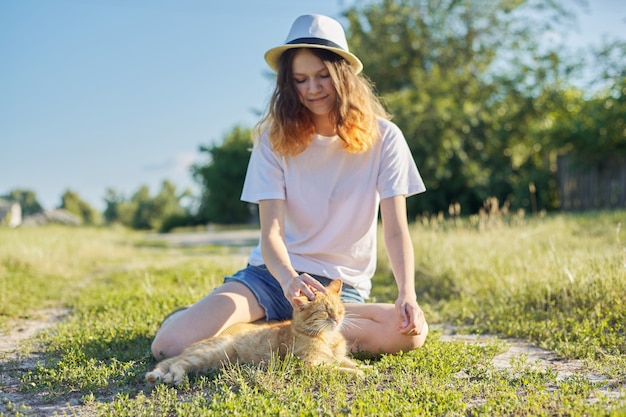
[224,264,364,321]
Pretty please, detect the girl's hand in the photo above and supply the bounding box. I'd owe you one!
[282,273,327,305]
[395,295,425,336]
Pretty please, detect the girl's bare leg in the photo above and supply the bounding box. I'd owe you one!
[342,303,428,355]
[151,281,265,359]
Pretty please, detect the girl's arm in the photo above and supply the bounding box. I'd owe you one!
[258,199,326,302]
[380,195,426,335]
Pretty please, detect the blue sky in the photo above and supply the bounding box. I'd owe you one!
[1,0,624,211]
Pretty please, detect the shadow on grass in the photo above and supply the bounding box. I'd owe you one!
[22,329,158,404]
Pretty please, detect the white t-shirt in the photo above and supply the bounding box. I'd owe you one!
[241,118,425,299]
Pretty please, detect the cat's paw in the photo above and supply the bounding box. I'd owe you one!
[162,372,176,385]
[168,367,188,386]
[145,369,164,385]
[145,369,186,386]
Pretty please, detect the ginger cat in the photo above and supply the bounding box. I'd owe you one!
[146,279,362,386]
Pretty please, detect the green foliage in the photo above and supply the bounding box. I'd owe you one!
[157,211,196,233]
[546,41,626,166]
[60,189,102,225]
[191,125,253,224]
[103,188,126,225]
[1,188,43,215]
[103,181,192,231]
[344,0,622,215]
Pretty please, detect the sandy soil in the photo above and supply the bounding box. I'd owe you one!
[0,308,92,416]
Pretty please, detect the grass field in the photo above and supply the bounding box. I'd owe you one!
[1,211,625,416]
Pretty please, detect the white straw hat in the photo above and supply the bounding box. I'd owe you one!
[264,14,363,74]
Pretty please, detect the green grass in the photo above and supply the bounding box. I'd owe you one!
[1,212,625,416]
[405,212,626,366]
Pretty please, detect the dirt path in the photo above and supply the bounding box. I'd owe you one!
[145,229,261,248]
[0,308,89,416]
[435,329,613,385]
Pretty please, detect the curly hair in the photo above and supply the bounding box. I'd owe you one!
[255,48,390,156]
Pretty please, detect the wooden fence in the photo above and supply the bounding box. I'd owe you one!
[557,154,626,211]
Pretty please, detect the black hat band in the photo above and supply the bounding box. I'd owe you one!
[287,37,345,51]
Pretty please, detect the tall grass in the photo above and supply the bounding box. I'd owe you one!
[373,210,626,375]
[1,212,625,416]
[0,225,244,327]
[0,226,139,324]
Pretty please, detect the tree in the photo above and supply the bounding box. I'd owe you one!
[148,180,192,231]
[547,40,626,164]
[131,185,156,230]
[130,181,190,230]
[103,188,127,225]
[60,190,102,225]
[2,189,43,215]
[103,181,191,231]
[192,126,253,224]
[344,0,580,214]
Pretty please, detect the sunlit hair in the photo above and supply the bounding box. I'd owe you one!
[255,48,390,156]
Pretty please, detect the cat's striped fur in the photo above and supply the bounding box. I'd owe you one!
[146,279,361,386]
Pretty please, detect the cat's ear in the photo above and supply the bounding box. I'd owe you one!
[292,296,310,311]
[327,279,343,294]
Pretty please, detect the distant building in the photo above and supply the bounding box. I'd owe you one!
[21,209,82,226]
[0,198,22,227]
